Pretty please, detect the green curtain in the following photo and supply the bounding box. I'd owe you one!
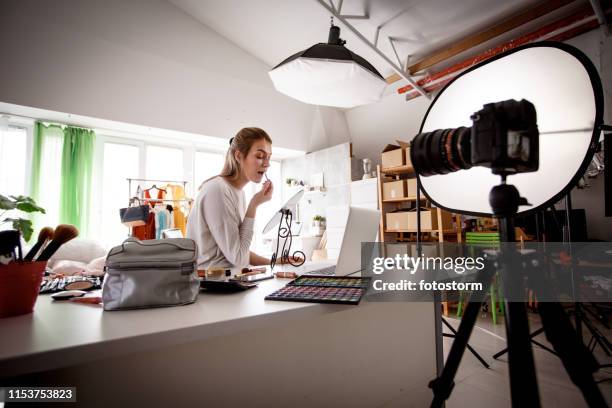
[59,126,95,235]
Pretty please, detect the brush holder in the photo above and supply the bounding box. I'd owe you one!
[0,261,46,318]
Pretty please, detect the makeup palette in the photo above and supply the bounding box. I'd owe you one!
[290,276,369,288]
[265,275,370,305]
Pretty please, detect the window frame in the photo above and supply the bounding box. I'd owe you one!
[0,118,34,196]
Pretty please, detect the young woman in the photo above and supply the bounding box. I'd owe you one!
[186,127,276,271]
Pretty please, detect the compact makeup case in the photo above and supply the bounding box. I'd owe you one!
[102,237,199,311]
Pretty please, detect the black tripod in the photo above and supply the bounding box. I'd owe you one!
[441,318,490,368]
[494,197,612,362]
[428,177,607,408]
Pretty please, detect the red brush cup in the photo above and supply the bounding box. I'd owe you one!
[0,261,46,318]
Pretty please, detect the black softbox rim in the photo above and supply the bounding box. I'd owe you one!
[272,43,384,80]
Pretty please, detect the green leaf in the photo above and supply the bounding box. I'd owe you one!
[0,194,16,210]
[4,218,33,242]
[15,201,46,214]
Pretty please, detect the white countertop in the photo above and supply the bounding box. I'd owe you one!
[0,263,354,378]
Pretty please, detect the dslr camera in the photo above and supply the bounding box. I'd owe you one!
[411,99,539,177]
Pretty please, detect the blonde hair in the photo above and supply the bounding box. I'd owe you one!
[199,127,272,189]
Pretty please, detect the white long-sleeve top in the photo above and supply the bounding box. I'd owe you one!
[186,176,254,269]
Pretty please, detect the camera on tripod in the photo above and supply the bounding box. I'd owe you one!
[411,99,539,177]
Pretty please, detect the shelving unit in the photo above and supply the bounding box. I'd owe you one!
[377,164,462,243]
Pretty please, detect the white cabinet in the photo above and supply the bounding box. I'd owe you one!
[350,178,378,209]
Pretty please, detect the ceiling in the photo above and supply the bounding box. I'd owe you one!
[168,0,583,93]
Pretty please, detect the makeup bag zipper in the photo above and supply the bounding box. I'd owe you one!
[105,262,195,275]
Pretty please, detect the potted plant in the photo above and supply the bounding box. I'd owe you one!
[285,178,305,187]
[312,215,326,228]
[0,194,45,242]
[0,194,47,318]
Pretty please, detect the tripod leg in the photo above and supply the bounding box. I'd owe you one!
[502,301,541,407]
[493,327,545,359]
[430,297,486,408]
[537,301,608,408]
[530,339,559,357]
[581,315,612,356]
[429,261,495,408]
[441,318,490,369]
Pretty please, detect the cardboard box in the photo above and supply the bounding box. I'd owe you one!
[386,208,453,231]
[381,146,404,169]
[382,180,406,200]
[386,211,410,231]
[381,140,410,170]
[406,178,417,197]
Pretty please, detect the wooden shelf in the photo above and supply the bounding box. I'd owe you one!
[382,196,426,203]
[381,165,415,175]
[377,164,463,245]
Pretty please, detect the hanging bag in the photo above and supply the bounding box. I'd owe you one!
[119,199,150,227]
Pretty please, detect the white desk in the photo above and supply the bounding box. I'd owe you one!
[0,265,436,407]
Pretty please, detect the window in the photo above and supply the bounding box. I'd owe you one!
[146,145,184,182]
[194,151,225,190]
[0,126,29,231]
[35,128,63,231]
[0,127,28,197]
[100,142,140,247]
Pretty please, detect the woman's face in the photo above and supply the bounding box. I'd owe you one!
[238,139,272,183]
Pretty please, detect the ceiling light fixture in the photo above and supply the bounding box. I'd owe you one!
[268,18,387,109]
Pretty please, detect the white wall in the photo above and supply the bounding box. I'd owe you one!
[0,0,330,152]
[307,106,352,153]
[345,92,432,163]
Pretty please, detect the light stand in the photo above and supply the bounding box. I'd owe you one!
[416,179,490,372]
[428,176,607,408]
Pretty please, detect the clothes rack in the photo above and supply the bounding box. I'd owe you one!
[125,178,193,239]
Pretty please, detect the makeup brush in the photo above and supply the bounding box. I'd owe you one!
[23,227,54,261]
[36,224,79,262]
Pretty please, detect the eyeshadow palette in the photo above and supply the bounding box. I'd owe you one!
[265,275,370,305]
[289,275,370,289]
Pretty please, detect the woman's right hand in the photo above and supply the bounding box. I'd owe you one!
[250,180,273,207]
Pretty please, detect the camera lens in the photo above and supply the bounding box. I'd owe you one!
[411,126,473,176]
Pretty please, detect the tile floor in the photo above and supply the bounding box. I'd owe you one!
[444,307,612,407]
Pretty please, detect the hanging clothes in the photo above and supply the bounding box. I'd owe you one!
[167,184,188,236]
[132,212,156,240]
[152,203,171,239]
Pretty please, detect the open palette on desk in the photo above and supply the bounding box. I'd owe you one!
[265,275,371,305]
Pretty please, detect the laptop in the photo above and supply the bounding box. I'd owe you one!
[307,206,381,276]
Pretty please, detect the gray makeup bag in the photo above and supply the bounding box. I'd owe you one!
[102,238,199,311]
